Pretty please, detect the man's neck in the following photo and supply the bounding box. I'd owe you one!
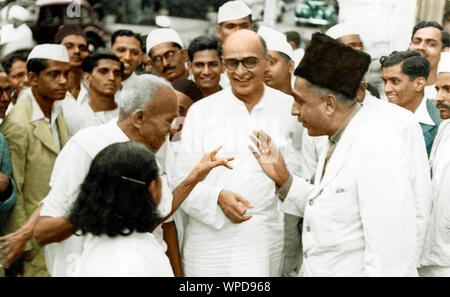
[67,67,82,99]
[232,83,265,113]
[200,85,220,97]
[89,90,117,112]
[327,102,358,137]
[404,93,424,113]
[427,68,437,86]
[31,87,54,119]
[277,83,292,96]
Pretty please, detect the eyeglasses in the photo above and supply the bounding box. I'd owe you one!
[0,87,14,98]
[151,49,182,65]
[140,108,173,127]
[222,57,259,71]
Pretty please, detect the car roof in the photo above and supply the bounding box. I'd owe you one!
[36,0,88,7]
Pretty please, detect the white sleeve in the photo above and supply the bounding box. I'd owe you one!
[357,137,417,276]
[40,139,93,218]
[299,130,319,180]
[282,174,314,217]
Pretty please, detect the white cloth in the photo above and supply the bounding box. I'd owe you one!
[420,120,450,273]
[437,52,450,74]
[424,85,437,102]
[41,119,173,276]
[65,100,119,137]
[173,85,299,276]
[57,85,89,136]
[292,48,304,69]
[414,95,435,126]
[300,96,431,267]
[29,90,63,152]
[73,232,173,277]
[283,105,419,276]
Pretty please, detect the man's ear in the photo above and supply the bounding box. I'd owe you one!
[288,60,295,75]
[83,72,91,85]
[132,110,145,130]
[356,80,367,103]
[180,48,189,63]
[414,76,426,92]
[28,72,38,87]
[216,26,223,43]
[322,93,337,116]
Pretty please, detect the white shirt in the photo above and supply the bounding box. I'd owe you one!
[283,106,418,276]
[414,96,435,126]
[424,85,437,102]
[64,99,119,137]
[29,90,63,152]
[41,119,173,276]
[173,85,299,276]
[420,119,450,272]
[73,232,174,277]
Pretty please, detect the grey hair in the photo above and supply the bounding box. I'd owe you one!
[117,74,172,118]
[307,81,355,103]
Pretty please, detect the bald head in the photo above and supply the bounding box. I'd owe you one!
[223,30,267,58]
[221,30,267,103]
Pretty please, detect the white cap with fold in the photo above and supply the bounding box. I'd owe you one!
[146,28,183,54]
[27,44,69,63]
[218,0,252,24]
[325,22,360,40]
[257,25,294,61]
[438,52,450,73]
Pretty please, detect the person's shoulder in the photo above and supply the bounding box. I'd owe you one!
[4,96,32,124]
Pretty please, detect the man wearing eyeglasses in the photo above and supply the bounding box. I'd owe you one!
[173,29,300,276]
[146,28,189,83]
[0,67,13,124]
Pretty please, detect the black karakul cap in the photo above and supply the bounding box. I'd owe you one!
[294,32,371,99]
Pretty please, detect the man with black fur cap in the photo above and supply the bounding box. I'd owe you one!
[250,33,418,276]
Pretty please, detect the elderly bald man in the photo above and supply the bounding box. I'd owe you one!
[173,29,299,276]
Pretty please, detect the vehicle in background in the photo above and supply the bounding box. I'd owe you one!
[294,0,338,27]
[33,0,108,49]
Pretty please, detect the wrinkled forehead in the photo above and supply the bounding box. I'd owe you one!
[61,34,87,45]
[437,71,450,86]
[413,27,442,43]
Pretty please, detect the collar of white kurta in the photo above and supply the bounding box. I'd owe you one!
[227,84,268,112]
[65,84,89,106]
[414,96,435,126]
[30,89,62,126]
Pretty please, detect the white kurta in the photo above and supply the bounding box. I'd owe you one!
[299,95,431,266]
[64,100,119,137]
[73,232,174,277]
[173,85,299,276]
[283,105,418,276]
[41,119,173,277]
[420,119,450,276]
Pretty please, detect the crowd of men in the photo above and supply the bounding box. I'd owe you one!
[0,0,449,277]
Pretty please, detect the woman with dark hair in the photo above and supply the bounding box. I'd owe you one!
[69,141,173,276]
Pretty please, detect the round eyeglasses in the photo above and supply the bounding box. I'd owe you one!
[222,57,259,71]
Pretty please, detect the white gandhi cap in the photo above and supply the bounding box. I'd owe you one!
[146,28,183,54]
[27,44,69,63]
[257,25,294,61]
[325,22,360,40]
[218,0,252,24]
[438,52,450,73]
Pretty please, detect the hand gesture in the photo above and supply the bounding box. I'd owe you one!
[249,130,289,187]
[218,190,253,223]
[193,145,234,181]
[0,230,31,268]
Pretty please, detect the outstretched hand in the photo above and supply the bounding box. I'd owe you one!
[0,230,31,268]
[249,130,289,187]
[193,145,234,182]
